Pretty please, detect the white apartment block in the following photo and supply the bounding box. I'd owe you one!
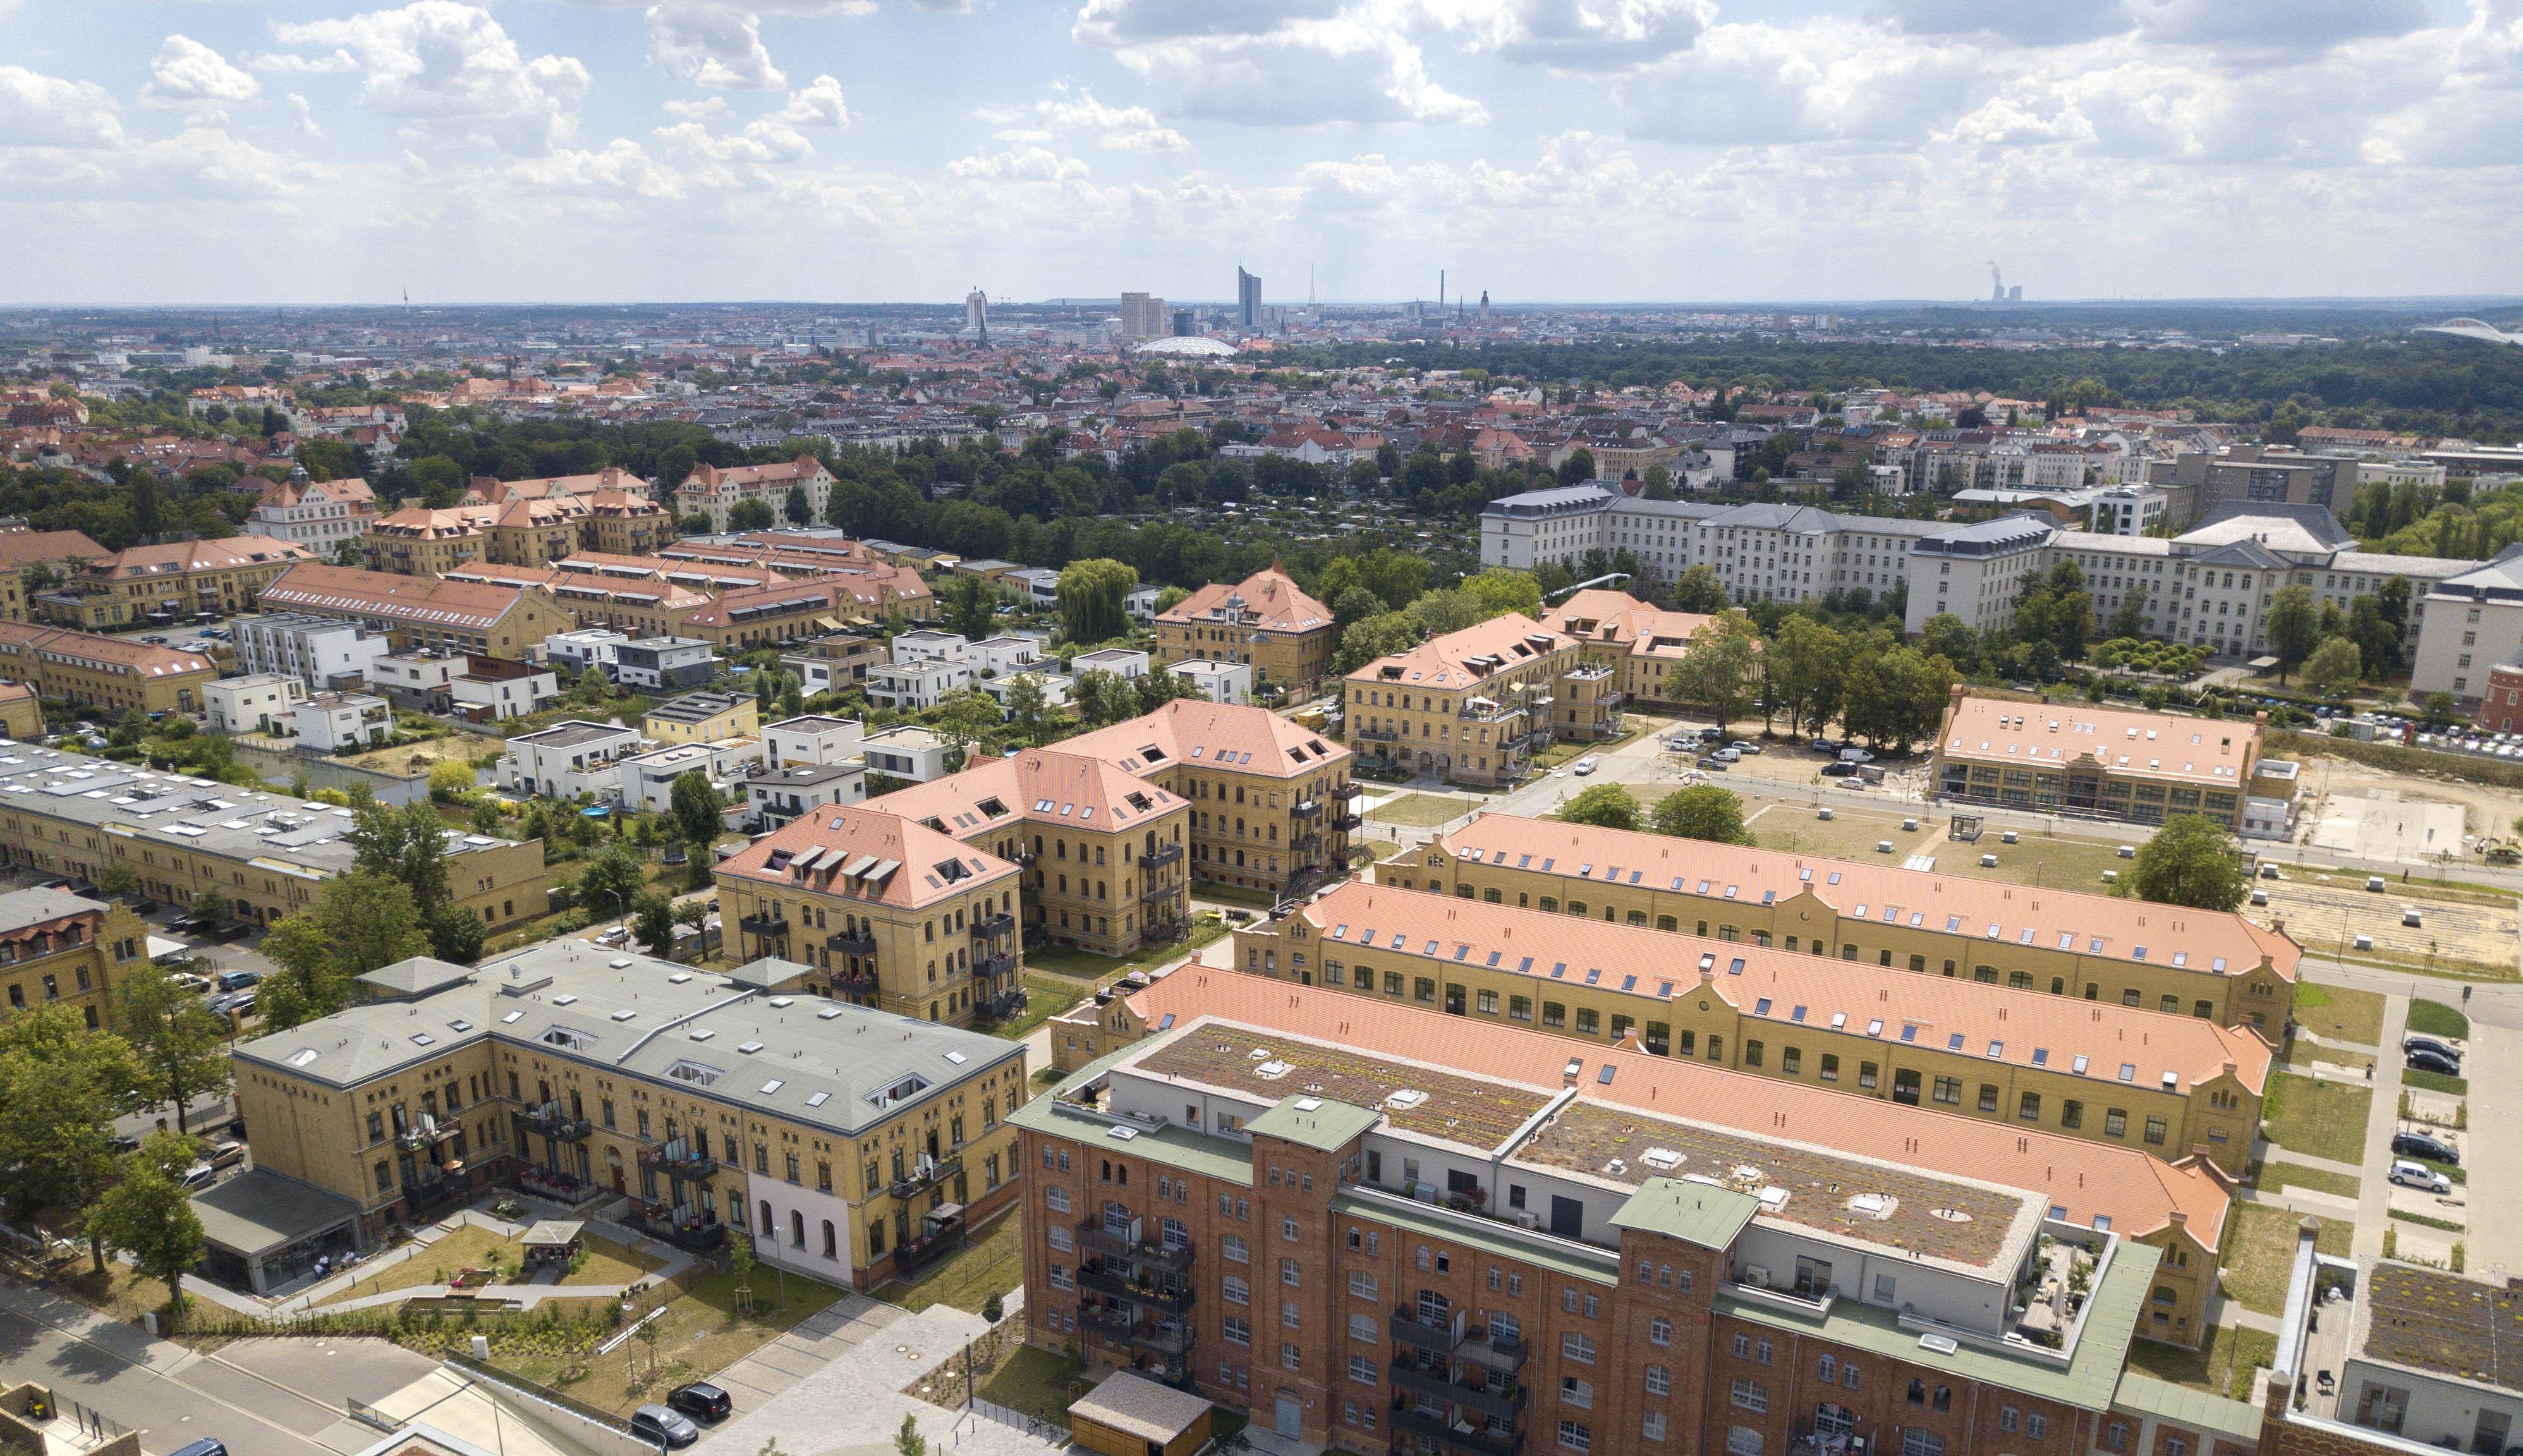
[1480,485,1933,604]
[867,658,968,711]
[1069,646,1149,680]
[2088,487,2168,537]
[1907,502,2471,662]
[542,628,631,674]
[619,738,761,815]
[204,674,307,736]
[860,724,954,782]
[2414,547,2523,703]
[499,720,646,801]
[293,691,392,753]
[1169,658,1253,705]
[760,714,865,767]
[233,612,395,691]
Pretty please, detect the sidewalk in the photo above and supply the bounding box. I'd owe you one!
[273,1205,693,1316]
[2349,995,2412,1265]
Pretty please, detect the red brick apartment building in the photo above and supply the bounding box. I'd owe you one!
[1010,975,2261,1456]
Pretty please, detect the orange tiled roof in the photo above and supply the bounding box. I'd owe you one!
[88,537,312,579]
[867,748,1182,840]
[1344,612,1574,691]
[1940,697,2263,791]
[1155,566,1331,636]
[1057,699,1351,784]
[260,563,532,631]
[716,804,1016,910]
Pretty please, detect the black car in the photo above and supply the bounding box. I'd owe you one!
[629,1405,701,1448]
[2404,1035,2461,1063]
[666,1382,732,1422]
[2406,1048,2462,1076]
[1820,761,1859,778]
[2392,1131,2460,1165]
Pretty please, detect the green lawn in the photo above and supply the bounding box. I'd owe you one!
[1365,791,1484,828]
[2405,1068,2469,1096]
[976,974,1092,1044]
[2223,1203,2354,1315]
[2252,1160,2362,1201]
[2408,999,2472,1040]
[2126,1322,2279,1402]
[1192,881,1279,908]
[2292,983,2387,1046]
[975,1345,1093,1426]
[1024,921,1227,981]
[877,1206,1021,1314]
[2261,1072,2373,1165]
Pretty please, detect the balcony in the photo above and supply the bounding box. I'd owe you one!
[1332,813,1363,832]
[1140,880,1180,904]
[825,928,877,955]
[1390,1309,1526,1370]
[1389,1407,1523,1456]
[971,913,1015,940]
[520,1103,591,1142]
[1353,725,1399,743]
[888,1150,963,1201]
[976,950,1016,978]
[1081,1306,1193,1357]
[739,914,790,940]
[1078,1263,1196,1313]
[633,1204,727,1253]
[637,1140,718,1182]
[395,1117,459,1152]
[1077,1220,1194,1273]
[893,1219,966,1273]
[1294,798,1323,817]
[1336,782,1365,799]
[1389,1360,1525,1422]
[1143,842,1184,870]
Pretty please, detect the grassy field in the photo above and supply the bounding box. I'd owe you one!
[1025,920,1227,981]
[2409,999,2472,1040]
[497,1259,847,1417]
[2223,1204,2354,1315]
[1365,791,1485,828]
[1193,881,1279,907]
[876,1206,1020,1315]
[54,1262,180,1328]
[2405,1068,2469,1096]
[976,974,1092,1043]
[318,1227,660,1305]
[2126,1321,2278,1402]
[1936,834,2132,892]
[1748,804,1923,861]
[975,1344,1093,1426]
[2252,1160,2362,1201]
[2291,983,2388,1047]
[2262,1072,2373,1165]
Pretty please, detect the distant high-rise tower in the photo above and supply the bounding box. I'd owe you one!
[1479,289,1490,323]
[1237,267,1262,329]
[1171,309,1195,337]
[965,286,987,338]
[1120,291,1165,340]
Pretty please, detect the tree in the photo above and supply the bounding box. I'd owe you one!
[2304,635,2363,698]
[117,963,233,1136]
[1766,616,1847,738]
[1334,612,1425,674]
[97,863,140,900]
[1056,557,1136,643]
[429,904,485,965]
[784,484,814,526]
[670,768,725,848]
[2107,585,2148,642]
[896,1414,926,1456]
[1459,569,1543,623]
[2265,583,2320,683]
[1662,610,1760,733]
[632,890,677,958]
[1004,672,1061,746]
[1916,614,1979,675]
[190,890,231,926]
[1841,641,1957,753]
[1557,447,1597,484]
[1669,565,1728,614]
[1557,784,1641,832]
[729,498,777,532]
[1641,464,1677,500]
[0,1005,135,1270]
[940,573,997,641]
[347,796,453,937]
[2130,813,2250,911]
[578,845,645,920]
[258,871,434,1029]
[427,761,478,801]
[1650,786,1753,844]
[1331,585,1385,633]
[86,1132,206,1323]
[928,688,1006,756]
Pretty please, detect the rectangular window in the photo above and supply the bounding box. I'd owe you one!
[1731,1380,1766,1412]
[1933,1076,1961,1105]
[1348,1271,1377,1299]
[1820,1053,1839,1081]
[1727,1428,1763,1456]
[2145,1115,2168,1146]
[1348,1354,1378,1385]
[1562,1332,1595,1363]
[1559,1423,1592,1453]
[1643,1413,1666,1443]
[2105,1108,2129,1138]
[1743,1040,1763,1068]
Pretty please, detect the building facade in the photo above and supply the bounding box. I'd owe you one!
[39,537,313,629]
[1153,567,1338,698]
[1342,616,1619,788]
[258,564,571,662]
[0,621,216,715]
[0,887,149,1029]
[1930,693,2290,831]
[676,456,838,533]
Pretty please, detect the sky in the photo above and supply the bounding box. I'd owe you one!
[3,0,2522,306]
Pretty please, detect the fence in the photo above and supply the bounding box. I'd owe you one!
[443,1353,649,1456]
[965,1395,1068,1445]
[56,1397,131,1444]
[346,1397,401,1434]
[226,741,434,805]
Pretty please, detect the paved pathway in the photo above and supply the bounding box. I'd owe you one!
[705,1293,902,1410]
[2348,995,2412,1265]
[707,1303,1072,1456]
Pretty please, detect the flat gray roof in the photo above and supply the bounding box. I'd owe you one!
[0,886,109,934]
[192,1168,360,1258]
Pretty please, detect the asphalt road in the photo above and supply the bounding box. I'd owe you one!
[0,1284,436,1456]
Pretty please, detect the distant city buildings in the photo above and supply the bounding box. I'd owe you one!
[1236,267,1260,329]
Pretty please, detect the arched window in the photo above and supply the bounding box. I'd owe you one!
[791,1210,806,1247]
[823,1220,838,1258]
[760,1199,774,1235]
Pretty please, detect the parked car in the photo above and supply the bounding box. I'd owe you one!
[1809,738,1835,753]
[1820,761,1859,778]
[1698,727,1724,742]
[2392,1131,2460,1165]
[2406,1048,2462,1076]
[207,990,255,1019]
[629,1405,702,1449]
[1571,756,1600,776]
[1712,748,1741,763]
[168,1441,230,1456]
[2388,1160,2454,1195]
[595,925,631,947]
[2404,1035,2462,1062]
[205,1140,248,1170]
[169,971,212,995]
[212,969,260,994]
[1839,748,1875,763]
[180,1163,217,1192]
[665,1382,733,1423]
[1730,740,1761,755]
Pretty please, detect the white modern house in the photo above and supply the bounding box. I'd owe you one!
[205,674,307,736]
[232,612,395,692]
[499,720,645,801]
[1071,646,1150,680]
[860,725,955,782]
[746,761,868,829]
[1168,658,1253,705]
[293,691,393,753]
[618,738,762,815]
[761,715,865,767]
[542,628,631,675]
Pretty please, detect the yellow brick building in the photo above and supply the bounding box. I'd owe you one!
[229,942,1027,1289]
[1536,589,1724,707]
[39,537,312,628]
[1342,613,1628,787]
[0,887,150,1030]
[1152,565,1337,697]
[1931,691,2277,830]
[643,691,758,744]
[1232,878,2268,1175]
[0,622,217,715]
[362,506,492,576]
[1388,813,2299,1034]
[0,530,109,621]
[257,564,571,661]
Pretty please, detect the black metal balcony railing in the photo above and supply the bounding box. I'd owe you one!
[1389,1360,1526,1421]
[1078,1263,1197,1312]
[971,913,1015,940]
[893,1222,966,1273]
[1336,782,1365,799]
[635,1206,728,1253]
[1389,1406,1523,1456]
[1294,798,1323,816]
[1389,1309,1528,1369]
[637,1141,718,1181]
[1353,725,1400,743]
[1143,842,1184,870]
[739,914,789,940]
[888,1150,963,1201]
[976,950,1016,978]
[521,1103,591,1142]
[1077,1220,1195,1271]
[1081,1306,1195,1357]
[396,1119,459,1151]
[830,971,878,993]
[1140,880,1179,904]
[1332,813,1363,832]
[825,928,876,955]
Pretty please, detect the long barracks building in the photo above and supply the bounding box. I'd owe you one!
[1011,973,2254,1456]
[1231,880,2269,1177]
[1381,816,2297,1036]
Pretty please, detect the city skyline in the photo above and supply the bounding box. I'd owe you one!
[4,1,2523,306]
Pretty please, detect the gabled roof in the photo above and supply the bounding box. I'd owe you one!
[867,747,1182,841]
[717,804,1013,910]
[260,564,533,631]
[1057,699,1350,783]
[1155,566,1332,635]
[1344,612,1573,691]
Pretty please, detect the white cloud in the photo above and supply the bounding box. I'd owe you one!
[1074,0,1486,126]
[647,1,787,90]
[1038,88,1188,150]
[286,93,324,137]
[1621,19,1986,145]
[0,65,125,148]
[272,1,591,154]
[948,144,1092,181]
[143,36,263,119]
[775,74,851,126]
[664,96,728,118]
[1448,0,1714,72]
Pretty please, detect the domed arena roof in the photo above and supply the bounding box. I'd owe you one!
[1131,336,1238,358]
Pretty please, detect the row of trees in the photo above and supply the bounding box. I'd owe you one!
[1658,610,1962,753]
